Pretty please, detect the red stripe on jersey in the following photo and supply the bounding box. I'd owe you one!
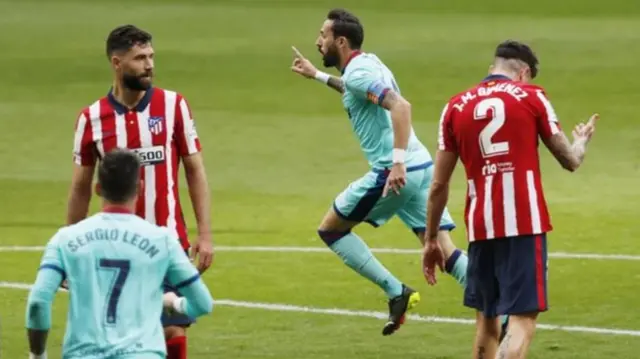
[513,171,532,236]
[534,174,552,233]
[79,109,95,165]
[99,98,117,155]
[473,178,487,241]
[491,174,505,239]
[172,150,189,247]
[534,235,547,310]
[124,111,144,217]
[149,90,170,229]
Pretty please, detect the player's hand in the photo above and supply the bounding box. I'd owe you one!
[163,291,179,310]
[422,239,445,286]
[190,232,214,274]
[382,163,407,197]
[291,46,318,79]
[572,113,599,144]
[60,279,69,291]
[162,292,180,316]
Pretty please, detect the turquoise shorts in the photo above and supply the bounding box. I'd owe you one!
[333,162,455,233]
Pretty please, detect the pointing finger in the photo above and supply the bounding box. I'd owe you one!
[587,113,599,126]
[291,46,305,59]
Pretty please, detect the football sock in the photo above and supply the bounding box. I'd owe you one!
[318,230,404,298]
[166,336,187,359]
[444,249,468,287]
[501,315,509,326]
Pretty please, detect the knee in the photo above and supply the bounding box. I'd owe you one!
[477,314,501,340]
[164,325,186,339]
[317,229,350,247]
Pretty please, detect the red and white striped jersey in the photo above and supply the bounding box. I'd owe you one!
[72,87,201,249]
[438,75,561,242]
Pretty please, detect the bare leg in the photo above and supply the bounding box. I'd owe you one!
[496,312,538,359]
[473,311,500,359]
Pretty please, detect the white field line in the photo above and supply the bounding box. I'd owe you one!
[1,245,640,261]
[1,280,639,337]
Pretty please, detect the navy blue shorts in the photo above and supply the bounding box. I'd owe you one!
[161,248,196,327]
[463,234,548,318]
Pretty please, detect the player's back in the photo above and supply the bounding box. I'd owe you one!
[57,210,177,358]
[441,75,558,240]
[342,53,430,168]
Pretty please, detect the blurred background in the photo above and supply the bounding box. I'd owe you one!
[0,0,639,357]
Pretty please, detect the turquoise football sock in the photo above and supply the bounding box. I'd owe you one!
[444,249,468,288]
[321,231,403,298]
[501,315,509,326]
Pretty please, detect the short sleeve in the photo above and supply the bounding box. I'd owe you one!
[534,90,562,140]
[437,103,457,153]
[72,111,97,166]
[39,232,66,280]
[174,96,202,156]
[166,234,200,289]
[344,67,392,105]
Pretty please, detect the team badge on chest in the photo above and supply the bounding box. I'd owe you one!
[148,116,164,135]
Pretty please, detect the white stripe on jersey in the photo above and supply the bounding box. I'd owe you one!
[467,179,477,242]
[502,172,518,237]
[483,175,494,239]
[115,112,127,148]
[89,101,103,156]
[137,106,156,224]
[536,90,560,135]
[527,170,542,233]
[164,91,178,239]
[73,113,88,165]
[179,98,198,154]
[437,103,449,151]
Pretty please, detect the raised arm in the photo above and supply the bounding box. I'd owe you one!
[535,90,598,172]
[291,46,344,94]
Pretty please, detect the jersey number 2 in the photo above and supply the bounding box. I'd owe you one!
[98,258,131,325]
[473,98,509,158]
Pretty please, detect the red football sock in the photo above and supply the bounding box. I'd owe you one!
[166,336,187,359]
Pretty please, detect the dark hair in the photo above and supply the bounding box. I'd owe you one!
[495,40,539,79]
[106,24,152,58]
[327,9,364,50]
[98,148,141,203]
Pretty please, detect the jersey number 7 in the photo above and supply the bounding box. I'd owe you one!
[98,258,131,325]
[474,98,510,158]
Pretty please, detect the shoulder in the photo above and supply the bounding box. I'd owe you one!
[521,83,548,98]
[343,55,378,79]
[75,96,109,125]
[153,87,188,104]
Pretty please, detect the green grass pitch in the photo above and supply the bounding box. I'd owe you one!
[0,0,639,358]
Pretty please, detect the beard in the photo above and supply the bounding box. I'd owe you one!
[122,71,152,91]
[321,45,340,68]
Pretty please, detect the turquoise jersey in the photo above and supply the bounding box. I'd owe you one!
[341,52,431,169]
[28,211,211,359]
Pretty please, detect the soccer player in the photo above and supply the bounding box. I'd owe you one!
[66,25,214,358]
[290,8,470,336]
[26,149,214,359]
[422,40,598,358]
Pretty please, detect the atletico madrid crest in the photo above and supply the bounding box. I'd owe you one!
[148,116,164,135]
